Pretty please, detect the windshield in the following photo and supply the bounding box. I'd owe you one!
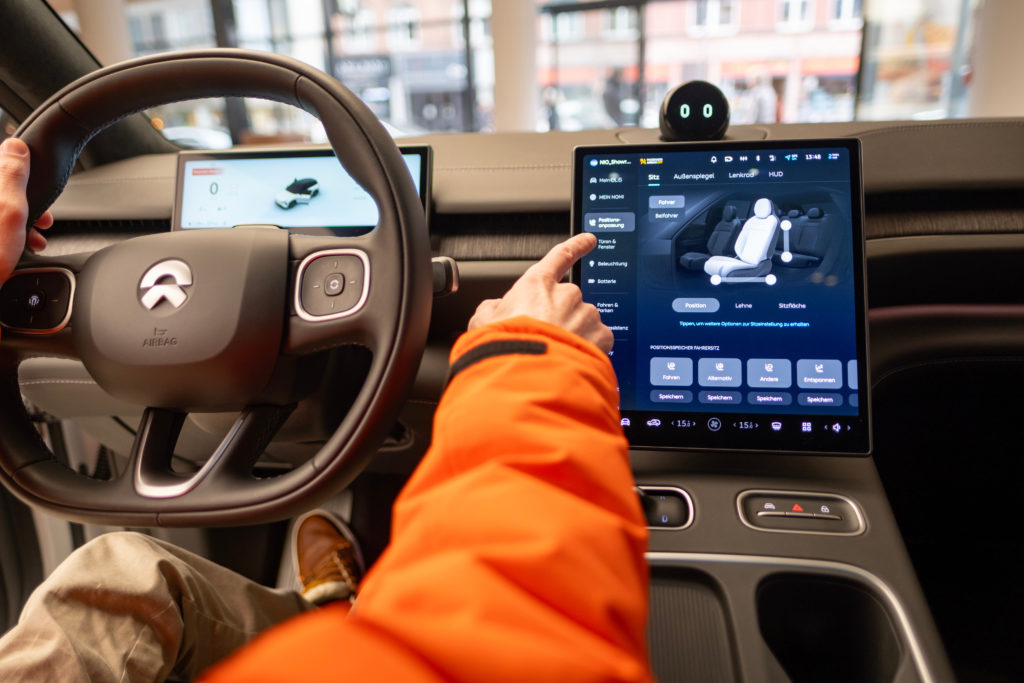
[41,0,982,147]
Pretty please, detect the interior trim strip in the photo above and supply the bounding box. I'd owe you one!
[133,414,244,499]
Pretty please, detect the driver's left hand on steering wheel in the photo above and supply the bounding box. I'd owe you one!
[0,138,51,284]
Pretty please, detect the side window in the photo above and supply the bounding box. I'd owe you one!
[0,107,17,141]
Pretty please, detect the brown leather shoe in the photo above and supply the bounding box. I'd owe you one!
[291,509,365,605]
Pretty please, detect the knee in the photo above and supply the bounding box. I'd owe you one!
[52,531,170,579]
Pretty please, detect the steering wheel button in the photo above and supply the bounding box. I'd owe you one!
[298,251,366,319]
[0,269,74,333]
[324,273,345,296]
[25,290,46,311]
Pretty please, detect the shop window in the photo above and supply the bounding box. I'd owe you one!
[778,0,815,32]
[830,0,862,28]
[387,3,422,50]
[553,11,585,42]
[603,6,638,39]
[340,7,378,53]
[452,0,491,47]
[689,0,739,36]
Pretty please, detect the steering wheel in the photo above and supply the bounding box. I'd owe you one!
[0,49,431,526]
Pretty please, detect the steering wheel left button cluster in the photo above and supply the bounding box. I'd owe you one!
[0,268,74,333]
[296,250,368,320]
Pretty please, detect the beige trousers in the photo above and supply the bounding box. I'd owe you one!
[0,531,312,682]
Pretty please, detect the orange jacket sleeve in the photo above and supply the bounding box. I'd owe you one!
[203,317,652,682]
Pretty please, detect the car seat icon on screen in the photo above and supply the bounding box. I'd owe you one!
[704,197,780,285]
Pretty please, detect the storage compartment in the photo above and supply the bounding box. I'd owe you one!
[648,567,736,682]
[646,554,939,682]
[757,573,902,683]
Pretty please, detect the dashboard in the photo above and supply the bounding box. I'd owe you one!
[13,117,1024,683]
[2,3,1023,680]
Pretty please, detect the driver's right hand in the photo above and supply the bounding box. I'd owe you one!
[467,233,613,353]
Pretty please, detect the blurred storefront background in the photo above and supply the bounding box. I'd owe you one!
[44,0,984,146]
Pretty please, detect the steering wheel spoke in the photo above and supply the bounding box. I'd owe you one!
[131,404,295,501]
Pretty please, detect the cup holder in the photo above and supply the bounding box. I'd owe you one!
[757,573,902,683]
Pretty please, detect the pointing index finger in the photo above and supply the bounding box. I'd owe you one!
[529,232,598,282]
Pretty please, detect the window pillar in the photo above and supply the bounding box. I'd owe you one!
[71,0,133,65]
[967,0,1024,116]
[492,1,537,131]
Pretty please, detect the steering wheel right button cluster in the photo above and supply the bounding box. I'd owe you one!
[296,250,368,320]
[738,490,864,535]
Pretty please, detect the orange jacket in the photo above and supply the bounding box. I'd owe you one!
[204,317,652,682]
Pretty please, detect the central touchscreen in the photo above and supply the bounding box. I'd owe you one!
[573,139,869,454]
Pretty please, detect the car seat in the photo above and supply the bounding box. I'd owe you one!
[704,198,779,278]
[679,205,741,270]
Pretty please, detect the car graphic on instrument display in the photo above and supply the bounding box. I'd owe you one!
[274,177,319,209]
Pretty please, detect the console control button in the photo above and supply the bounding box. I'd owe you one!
[0,269,74,333]
[739,490,863,534]
[637,486,693,529]
[297,252,367,319]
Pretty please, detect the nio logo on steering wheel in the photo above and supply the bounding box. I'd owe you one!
[139,259,193,310]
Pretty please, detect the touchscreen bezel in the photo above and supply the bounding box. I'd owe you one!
[172,145,432,236]
[571,139,871,456]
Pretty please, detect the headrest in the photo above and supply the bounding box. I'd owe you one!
[753,197,773,219]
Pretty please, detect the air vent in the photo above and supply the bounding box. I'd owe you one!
[431,211,569,261]
[41,220,172,256]
[50,219,171,235]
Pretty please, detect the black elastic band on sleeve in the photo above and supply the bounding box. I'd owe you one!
[447,339,547,385]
